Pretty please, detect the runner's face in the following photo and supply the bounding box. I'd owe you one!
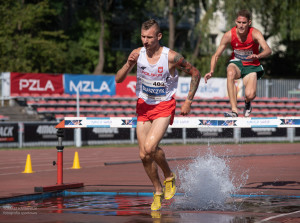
[141,26,161,50]
[235,16,251,35]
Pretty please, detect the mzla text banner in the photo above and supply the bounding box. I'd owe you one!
[64,74,116,96]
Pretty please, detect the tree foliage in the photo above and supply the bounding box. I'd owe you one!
[0,0,299,77]
[0,0,68,73]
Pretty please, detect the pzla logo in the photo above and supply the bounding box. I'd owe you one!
[19,79,55,91]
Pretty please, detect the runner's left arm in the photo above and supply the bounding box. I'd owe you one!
[247,29,272,60]
[173,53,201,115]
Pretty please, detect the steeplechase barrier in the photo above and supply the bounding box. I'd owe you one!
[56,116,300,144]
[33,116,300,193]
[56,116,300,129]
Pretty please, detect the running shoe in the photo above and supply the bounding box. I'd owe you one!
[151,193,163,211]
[164,174,176,200]
[224,111,238,117]
[151,211,161,219]
[244,101,252,117]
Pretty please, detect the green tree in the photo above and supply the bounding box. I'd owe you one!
[255,0,300,77]
[93,0,113,74]
[0,0,68,73]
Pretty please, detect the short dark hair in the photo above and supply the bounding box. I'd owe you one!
[236,9,252,21]
[141,19,161,35]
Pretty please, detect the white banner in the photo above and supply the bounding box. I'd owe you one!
[176,77,243,99]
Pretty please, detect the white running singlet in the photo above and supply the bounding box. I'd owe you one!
[136,47,178,105]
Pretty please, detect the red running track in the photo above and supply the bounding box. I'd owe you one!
[0,143,299,222]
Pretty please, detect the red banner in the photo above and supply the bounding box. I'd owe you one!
[116,75,137,97]
[10,72,64,95]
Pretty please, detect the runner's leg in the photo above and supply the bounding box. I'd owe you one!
[137,116,172,194]
[227,63,241,114]
[154,147,173,179]
[243,72,257,103]
[151,118,173,180]
[137,121,162,194]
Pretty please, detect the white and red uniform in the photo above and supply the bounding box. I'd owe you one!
[136,46,178,124]
[136,46,178,105]
[230,26,260,66]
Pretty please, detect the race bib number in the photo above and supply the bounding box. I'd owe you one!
[234,49,253,61]
[141,78,166,99]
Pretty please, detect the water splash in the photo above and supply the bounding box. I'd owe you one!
[174,151,248,211]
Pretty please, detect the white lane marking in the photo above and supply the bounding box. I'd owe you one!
[259,210,300,222]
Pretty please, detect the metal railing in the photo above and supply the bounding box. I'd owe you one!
[256,79,300,98]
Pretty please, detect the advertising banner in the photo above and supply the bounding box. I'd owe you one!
[186,128,234,138]
[81,128,130,141]
[116,75,137,97]
[163,128,182,139]
[296,128,300,137]
[241,128,287,138]
[0,123,18,142]
[24,123,74,142]
[115,76,243,99]
[10,72,63,95]
[176,77,243,99]
[64,74,115,96]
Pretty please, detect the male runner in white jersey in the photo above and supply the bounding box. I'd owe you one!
[116,19,201,211]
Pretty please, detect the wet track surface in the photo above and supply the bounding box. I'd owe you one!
[0,143,300,222]
[2,194,300,222]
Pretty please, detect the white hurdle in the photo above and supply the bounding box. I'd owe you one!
[55,116,300,145]
[56,116,300,129]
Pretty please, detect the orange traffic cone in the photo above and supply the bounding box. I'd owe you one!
[22,154,34,173]
[71,151,81,169]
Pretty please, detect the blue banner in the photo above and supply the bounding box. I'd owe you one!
[64,74,116,96]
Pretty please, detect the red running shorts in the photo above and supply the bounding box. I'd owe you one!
[136,98,176,125]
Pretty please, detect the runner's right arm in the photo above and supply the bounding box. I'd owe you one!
[116,48,140,83]
[204,31,231,83]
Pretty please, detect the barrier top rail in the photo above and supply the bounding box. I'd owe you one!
[56,117,300,129]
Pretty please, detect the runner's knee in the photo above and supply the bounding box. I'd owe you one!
[139,143,156,159]
[245,89,256,101]
[144,143,157,156]
[139,151,151,162]
[227,69,237,80]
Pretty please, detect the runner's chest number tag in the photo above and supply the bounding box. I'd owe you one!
[141,78,166,97]
[234,49,253,61]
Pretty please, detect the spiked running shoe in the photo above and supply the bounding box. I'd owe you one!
[151,211,161,219]
[164,174,176,200]
[224,111,238,117]
[151,193,163,211]
[244,101,252,117]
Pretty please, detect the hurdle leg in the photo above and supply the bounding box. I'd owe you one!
[56,128,64,185]
[34,128,84,192]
